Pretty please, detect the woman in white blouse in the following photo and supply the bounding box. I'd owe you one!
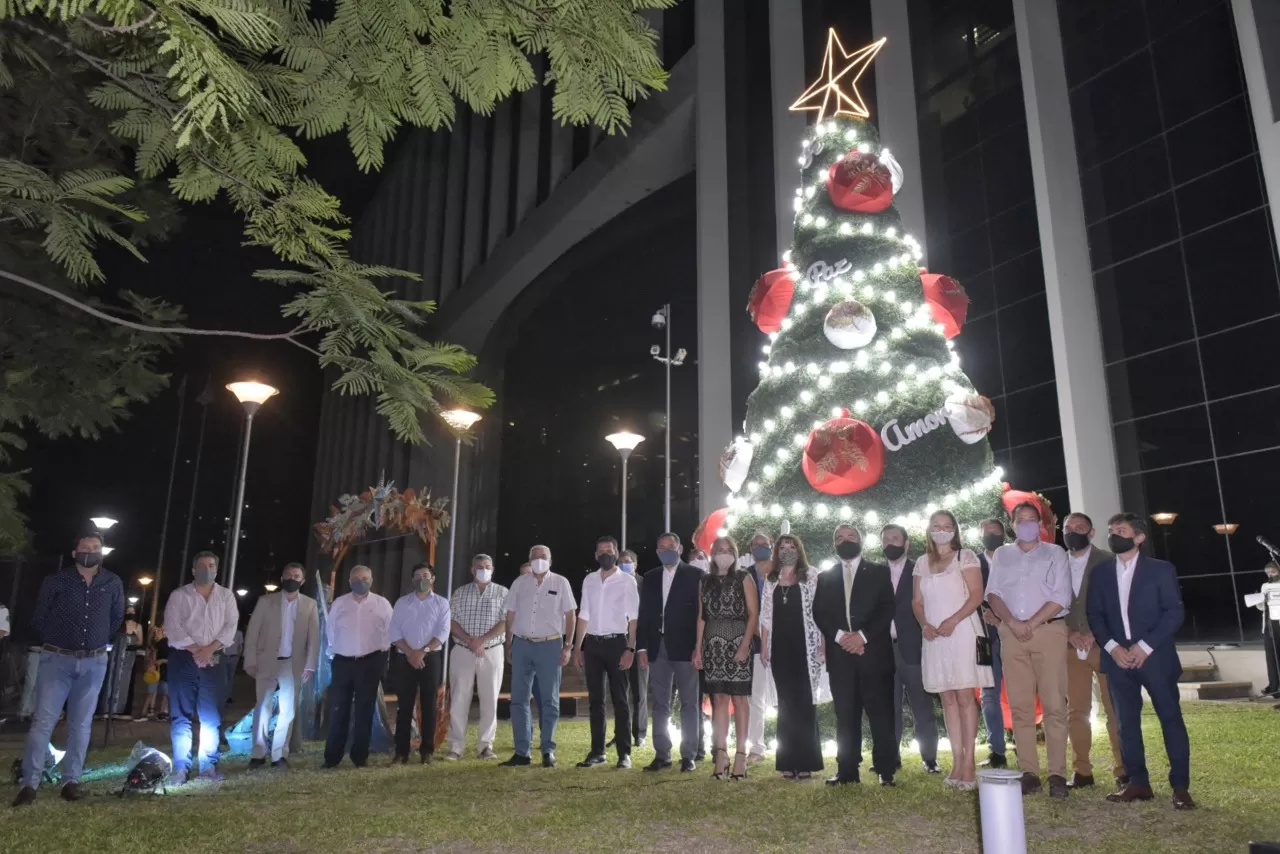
[912,510,993,789]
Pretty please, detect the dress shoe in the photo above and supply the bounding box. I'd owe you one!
[499,754,532,767]
[12,787,36,807]
[420,752,434,765]
[1048,775,1069,799]
[644,758,672,772]
[444,752,461,761]
[923,761,942,774]
[879,774,896,787]
[478,747,497,760]
[197,768,224,783]
[576,754,607,768]
[1020,773,1042,795]
[680,758,696,772]
[247,758,267,771]
[617,755,632,769]
[1172,788,1196,810]
[271,759,290,770]
[826,773,860,785]
[1116,774,1130,788]
[1106,783,1154,803]
[1067,772,1094,789]
[746,752,766,767]
[542,752,556,768]
[60,783,85,802]
[981,752,1007,769]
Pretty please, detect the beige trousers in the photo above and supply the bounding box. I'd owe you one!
[448,644,504,755]
[251,668,297,762]
[999,620,1069,778]
[1066,642,1125,777]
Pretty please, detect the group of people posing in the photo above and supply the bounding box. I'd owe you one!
[12,501,1194,813]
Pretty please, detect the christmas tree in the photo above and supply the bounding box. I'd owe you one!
[721,32,1006,561]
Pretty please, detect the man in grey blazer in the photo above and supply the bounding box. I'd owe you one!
[244,562,320,768]
[1062,513,1125,790]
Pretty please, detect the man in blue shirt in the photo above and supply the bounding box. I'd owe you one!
[389,562,450,763]
[14,532,124,806]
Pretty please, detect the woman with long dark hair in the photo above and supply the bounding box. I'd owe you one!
[694,536,758,779]
[759,534,827,780]
[913,510,992,789]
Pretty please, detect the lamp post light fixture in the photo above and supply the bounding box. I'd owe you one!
[127,596,140,606]
[1213,523,1240,536]
[440,408,483,683]
[100,546,115,557]
[138,576,153,587]
[264,583,279,593]
[235,588,249,598]
[90,517,119,531]
[650,305,686,533]
[1151,512,1178,560]
[224,380,279,593]
[606,432,645,551]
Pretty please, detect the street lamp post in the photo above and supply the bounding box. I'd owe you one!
[224,380,279,594]
[440,409,482,682]
[650,306,686,533]
[1151,512,1178,560]
[137,575,153,625]
[606,432,645,551]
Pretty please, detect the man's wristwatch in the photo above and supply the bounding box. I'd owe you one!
[625,646,636,652]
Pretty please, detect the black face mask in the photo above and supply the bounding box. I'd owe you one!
[75,551,103,568]
[1064,531,1091,552]
[882,544,906,562]
[597,553,617,570]
[280,578,302,593]
[835,540,861,560]
[981,533,1005,553]
[1107,534,1136,554]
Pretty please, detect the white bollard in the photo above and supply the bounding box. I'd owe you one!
[978,769,1028,854]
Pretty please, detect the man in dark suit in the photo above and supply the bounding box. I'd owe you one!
[977,519,1007,768]
[878,524,939,774]
[1086,512,1193,810]
[637,532,702,772]
[813,525,897,785]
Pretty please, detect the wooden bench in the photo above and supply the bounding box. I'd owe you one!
[496,690,588,719]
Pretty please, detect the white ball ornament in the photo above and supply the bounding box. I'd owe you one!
[879,148,904,195]
[944,391,996,444]
[823,300,877,350]
[719,436,754,492]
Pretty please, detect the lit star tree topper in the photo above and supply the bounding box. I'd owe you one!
[722,32,1007,561]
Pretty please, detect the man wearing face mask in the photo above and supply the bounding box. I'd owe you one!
[813,525,897,786]
[389,562,450,764]
[738,533,774,766]
[1061,513,1124,790]
[1259,562,1280,699]
[163,551,238,784]
[244,562,320,769]
[985,504,1072,798]
[574,536,640,769]
[14,532,123,807]
[608,549,648,750]
[502,545,577,768]
[638,532,703,772]
[977,519,1008,768]
[324,565,393,768]
[446,554,508,761]
[879,524,940,775]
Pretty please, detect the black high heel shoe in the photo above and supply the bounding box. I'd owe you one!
[711,747,729,780]
[730,750,747,780]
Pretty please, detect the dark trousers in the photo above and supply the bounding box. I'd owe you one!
[628,660,649,740]
[393,650,442,758]
[585,635,631,757]
[325,651,387,767]
[891,641,938,765]
[1265,622,1280,692]
[1107,664,1190,789]
[169,648,226,774]
[829,649,896,779]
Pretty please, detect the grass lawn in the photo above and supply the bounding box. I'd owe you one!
[1,700,1278,853]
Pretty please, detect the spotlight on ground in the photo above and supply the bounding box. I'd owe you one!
[119,742,172,795]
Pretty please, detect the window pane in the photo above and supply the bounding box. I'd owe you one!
[1119,461,1227,575]
[993,248,1045,307]
[1175,155,1264,236]
[1201,315,1280,400]
[999,294,1055,391]
[1175,576,1244,643]
[1210,387,1280,458]
[1184,211,1280,338]
[1008,437,1067,494]
[1094,244,1193,363]
[1106,342,1203,421]
[1113,405,1212,475]
[1068,51,1162,169]
[1150,4,1244,127]
[1085,192,1177,270]
[1079,136,1170,226]
[1219,447,1280,576]
[1005,382,1062,447]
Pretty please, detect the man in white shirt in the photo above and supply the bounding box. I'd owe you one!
[447,554,508,760]
[243,562,320,769]
[163,550,239,784]
[737,533,773,766]
[389,562,450,764]
[502,545,577,768]
[323,564,393,769]
[1061,512,1124,790]
[985,503,1072,798]
[573,536,639,769]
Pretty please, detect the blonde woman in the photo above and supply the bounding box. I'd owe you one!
[913,510,992,789]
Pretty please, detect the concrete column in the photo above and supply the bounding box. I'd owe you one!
[462,111,489,283]
[767,0,807,261]
[1231,0,1280,253]
[1011,0,1121,520]
[869,0,928,261]
[696,0,734,518]
[487,100,513,257]
[514,58,543,226]
[549,116,575,193]
[439,119,470,302]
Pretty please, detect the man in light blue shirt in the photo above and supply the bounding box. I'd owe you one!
[389,562,451,763]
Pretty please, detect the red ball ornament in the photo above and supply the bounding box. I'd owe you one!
[747,267,796,334]
[693,507,729,553]
[1000,483,1057,543]
[802,411,885,495]
[921,269,969,339]
[827,151,894,213]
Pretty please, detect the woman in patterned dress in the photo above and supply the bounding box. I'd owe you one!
[694,536,758,780]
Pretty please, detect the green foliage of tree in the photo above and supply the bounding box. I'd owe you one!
[0,0,673,550]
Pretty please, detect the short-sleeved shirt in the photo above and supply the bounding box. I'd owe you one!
[507,572,577,639]
[579,570,639,636]
[450,582,509,649]
[984,541,1071,622]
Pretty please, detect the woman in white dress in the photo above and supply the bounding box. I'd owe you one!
[913,509,993,789]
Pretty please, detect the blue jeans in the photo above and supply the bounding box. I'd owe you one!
[980,628,1005,755]
[169,648,227,774]
[510,637,562,757]
[22,650,108,788]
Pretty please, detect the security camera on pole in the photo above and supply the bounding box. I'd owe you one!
[650,305,687,533]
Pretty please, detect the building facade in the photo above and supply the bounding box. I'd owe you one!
[308,0,1280,642]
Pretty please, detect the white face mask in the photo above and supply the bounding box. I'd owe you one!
[530,558,550,575]
[930,530,954,545]
[713,553,736,571]
[690,558,708,571]
[474,568,492,583]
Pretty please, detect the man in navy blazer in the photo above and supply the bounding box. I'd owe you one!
[637,532,703,772]
[1086,512,1194,810]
